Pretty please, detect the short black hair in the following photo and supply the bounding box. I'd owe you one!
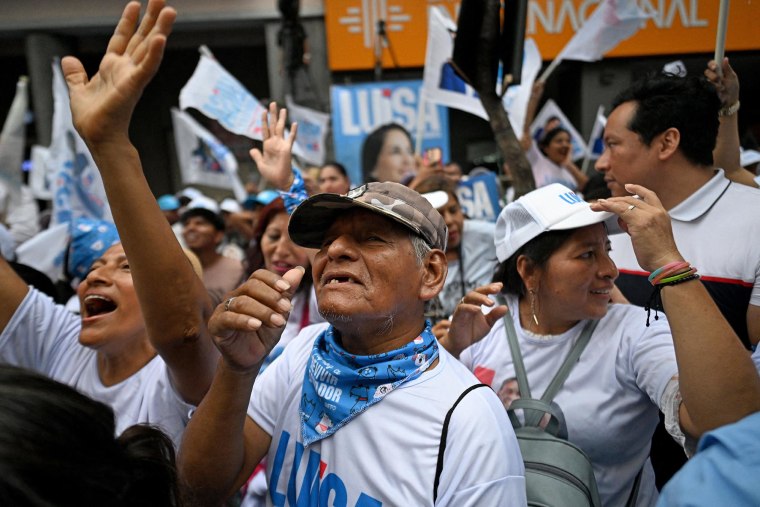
[612,73,720,167]
[180,208,225,231]
[320,161,349,179]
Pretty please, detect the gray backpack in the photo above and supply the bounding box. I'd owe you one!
[502,310,602,507]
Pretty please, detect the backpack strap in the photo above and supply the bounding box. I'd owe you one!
[433,383,489,503]
[500,296,599,427]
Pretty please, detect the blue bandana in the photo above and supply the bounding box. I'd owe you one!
[300,322,439,447]
[68,218,120,280]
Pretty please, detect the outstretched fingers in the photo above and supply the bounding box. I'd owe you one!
[125,0,165,56]
[105,1,142,56]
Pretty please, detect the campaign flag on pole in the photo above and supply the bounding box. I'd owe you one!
[530,99,587,161]
[555,0,649,63]
[586,107,607,160]
[171,108,247,202]
[179,53,268,140]
[179,51,305,159]
[285,95,330,166]
[0,76,28,192]
[421,7,541,135]
[49,59,112,226]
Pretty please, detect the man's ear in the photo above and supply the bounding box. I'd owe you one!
[419,250,448,302]
[657,127,681,161]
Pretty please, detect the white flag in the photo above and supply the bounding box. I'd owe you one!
[586,107,607,160]
[49,59,112,226]
[179,54,268,140]
[421,7,541,135]
[530,99,588,161]
[285,95,330,166]
[0,76,28,191]
[171,108,247,201]
[555,0,649,63]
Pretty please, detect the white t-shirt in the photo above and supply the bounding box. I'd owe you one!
[611,170,760,347]
[0,288,194,448]
[247,323,527,506]
[437,220,498,317]
[526,143,577,190]
[459,296,679,507]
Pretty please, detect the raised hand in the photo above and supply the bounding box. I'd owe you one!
[590,184,683,272]
[705,57,739,108]
[443,282,507,358]
[209,267,305,372]
[250,102,298,190]
[62,0,176,145]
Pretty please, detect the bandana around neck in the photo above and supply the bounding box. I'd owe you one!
[300,322,439,447]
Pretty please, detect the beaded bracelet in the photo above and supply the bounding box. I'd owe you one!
[644,273,701,327]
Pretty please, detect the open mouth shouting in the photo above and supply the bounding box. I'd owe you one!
[82,294,117,321]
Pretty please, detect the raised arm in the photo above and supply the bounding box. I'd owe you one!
[179,266,304,505]
[592,185,760,435]
[250,102,298,191]
[520,80,545,151]
[705,57,758,188]
[62,0,217,405]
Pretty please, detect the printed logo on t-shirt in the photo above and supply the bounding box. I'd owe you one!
[270,430,383,506]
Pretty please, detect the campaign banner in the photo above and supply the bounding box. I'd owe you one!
[171,108,247,201]
[422,7,542,136]
[285,95,331,166]
[530,99,588,162]
[456,170,503,223]
[0,76,27,192]
[331,80,449,186]
[48,59,112,226]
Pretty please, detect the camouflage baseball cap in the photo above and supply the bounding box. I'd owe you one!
[289,182,448,251]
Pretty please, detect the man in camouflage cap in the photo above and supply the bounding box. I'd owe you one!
[181,182,527,504]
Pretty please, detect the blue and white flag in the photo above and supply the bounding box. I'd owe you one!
[555,0,650,64]
[456,170,503,222]
[179,53,268,140]
[285,95,330,166]
[49,59,112,226]
[421,6,541,136]
[586,106,607,160]
[0,76,28,192]
[171,108,247,202]
[530,99,588,161]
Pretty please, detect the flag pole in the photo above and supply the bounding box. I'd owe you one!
[414,90,427,156]
[713,0,730,77]
[581,105,605,175]
[538,57,561,83]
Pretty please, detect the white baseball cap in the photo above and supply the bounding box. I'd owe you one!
[494,183,618,262]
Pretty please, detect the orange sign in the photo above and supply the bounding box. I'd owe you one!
[324,0,760,71]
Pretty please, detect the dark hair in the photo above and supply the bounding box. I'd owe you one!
[612,73,720,167]
[0,365,180,506]
[538,126,570,152]
[247,198,312,293]
[361,123,413,183]
[180,208,225,231]
[412,174,459,202]
[320,161,349,179]
[492,229,576,297]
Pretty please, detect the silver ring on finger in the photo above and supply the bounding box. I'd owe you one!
[623,204,636,214]
[224,296,236,312]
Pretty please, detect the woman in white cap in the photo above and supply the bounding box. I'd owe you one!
[444,182,760,506]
